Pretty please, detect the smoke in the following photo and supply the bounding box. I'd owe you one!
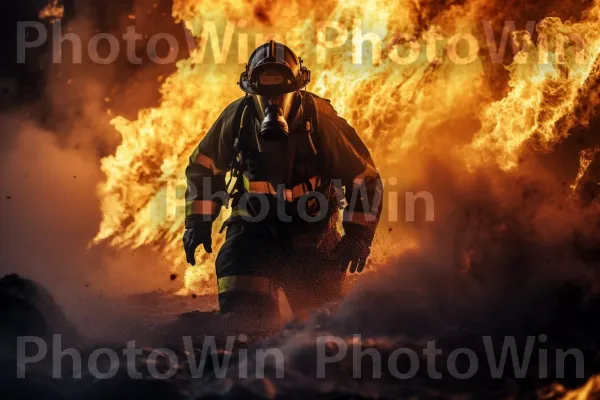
[0,3,189,332]
[0,0,195,331]
[182,153,600,397]
[0,116,99,320]
[0,116,158,334]
[338,156,599,338]
[3,0,600,335]
[2,2,600,397]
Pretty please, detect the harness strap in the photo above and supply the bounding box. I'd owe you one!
[231,92,322,192]
[227,97,250,195]
[302,91,319,156]
[232,96,248,153]
[284,131,299,187]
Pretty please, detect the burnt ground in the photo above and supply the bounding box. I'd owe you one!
[1,265,600,400]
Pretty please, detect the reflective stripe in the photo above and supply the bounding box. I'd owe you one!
[290,176,322,200]
[243,175,322,202]
[193,153,225,175]
[245,179,276,195]
[230,208,252,218]
[344,211,378,226]
[186,200,220,216]
[217,276,276,295]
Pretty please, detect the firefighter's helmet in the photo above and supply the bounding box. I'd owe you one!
[238,41,311,95]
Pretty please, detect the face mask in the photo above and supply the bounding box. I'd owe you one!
[252,92,297,141]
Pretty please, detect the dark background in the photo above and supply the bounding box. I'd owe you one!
[0,0,188,122]
[0,0,196,307]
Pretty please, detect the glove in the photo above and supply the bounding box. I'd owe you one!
[183,215,213,266]
[332,223,375,273]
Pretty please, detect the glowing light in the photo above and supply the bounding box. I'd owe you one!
[39,0,64,22]
[93,0,600,294]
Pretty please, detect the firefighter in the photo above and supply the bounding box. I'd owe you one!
[183,41,382,318]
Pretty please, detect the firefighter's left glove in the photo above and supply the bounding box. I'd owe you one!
[183,215,213,266]
[333,223,375,273]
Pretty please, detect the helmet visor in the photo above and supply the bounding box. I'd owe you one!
[242,64,301,95]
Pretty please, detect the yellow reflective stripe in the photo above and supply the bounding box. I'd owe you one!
[186,200,220,216]
[230,208,252,218]
[217,276,276,295]
[193,152,225,175]
[344,211,378,226]
[243,175,322,201]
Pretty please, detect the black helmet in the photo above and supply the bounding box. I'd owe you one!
[238,40,311,95]
[238,41,311,142]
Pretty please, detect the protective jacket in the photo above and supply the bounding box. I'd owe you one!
[185,92,382,316]
[186,93,381,225]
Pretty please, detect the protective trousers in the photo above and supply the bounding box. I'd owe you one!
[215,216,344,318]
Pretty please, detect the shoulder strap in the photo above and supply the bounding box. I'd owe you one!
[303,91,319,156]
[226,97,249,194]
[232,95,249,153]
[284,131,299,187]
[284,92,320,186]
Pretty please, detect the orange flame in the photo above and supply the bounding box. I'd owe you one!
[93,0,600,294]
[571,147,600,192]
[39,0,64,22]
[540,374,600,399]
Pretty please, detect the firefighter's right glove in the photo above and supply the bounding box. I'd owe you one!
[333,223,375,274]
[183,215,213,266]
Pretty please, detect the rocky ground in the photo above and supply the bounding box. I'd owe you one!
[2,272,600,399]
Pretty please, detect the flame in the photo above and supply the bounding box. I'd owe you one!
[562,375,600,399]
[93,0,600,294]
[469,11,600,169]
[571,147,600,192]
[39,0,64,22]
[540,375,600,399]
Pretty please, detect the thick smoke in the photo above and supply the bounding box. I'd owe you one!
[0,116,179,337]
[338,157,600,337]
[2,1,600,398]
[186,153,600,397]
[0,0,193,337]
